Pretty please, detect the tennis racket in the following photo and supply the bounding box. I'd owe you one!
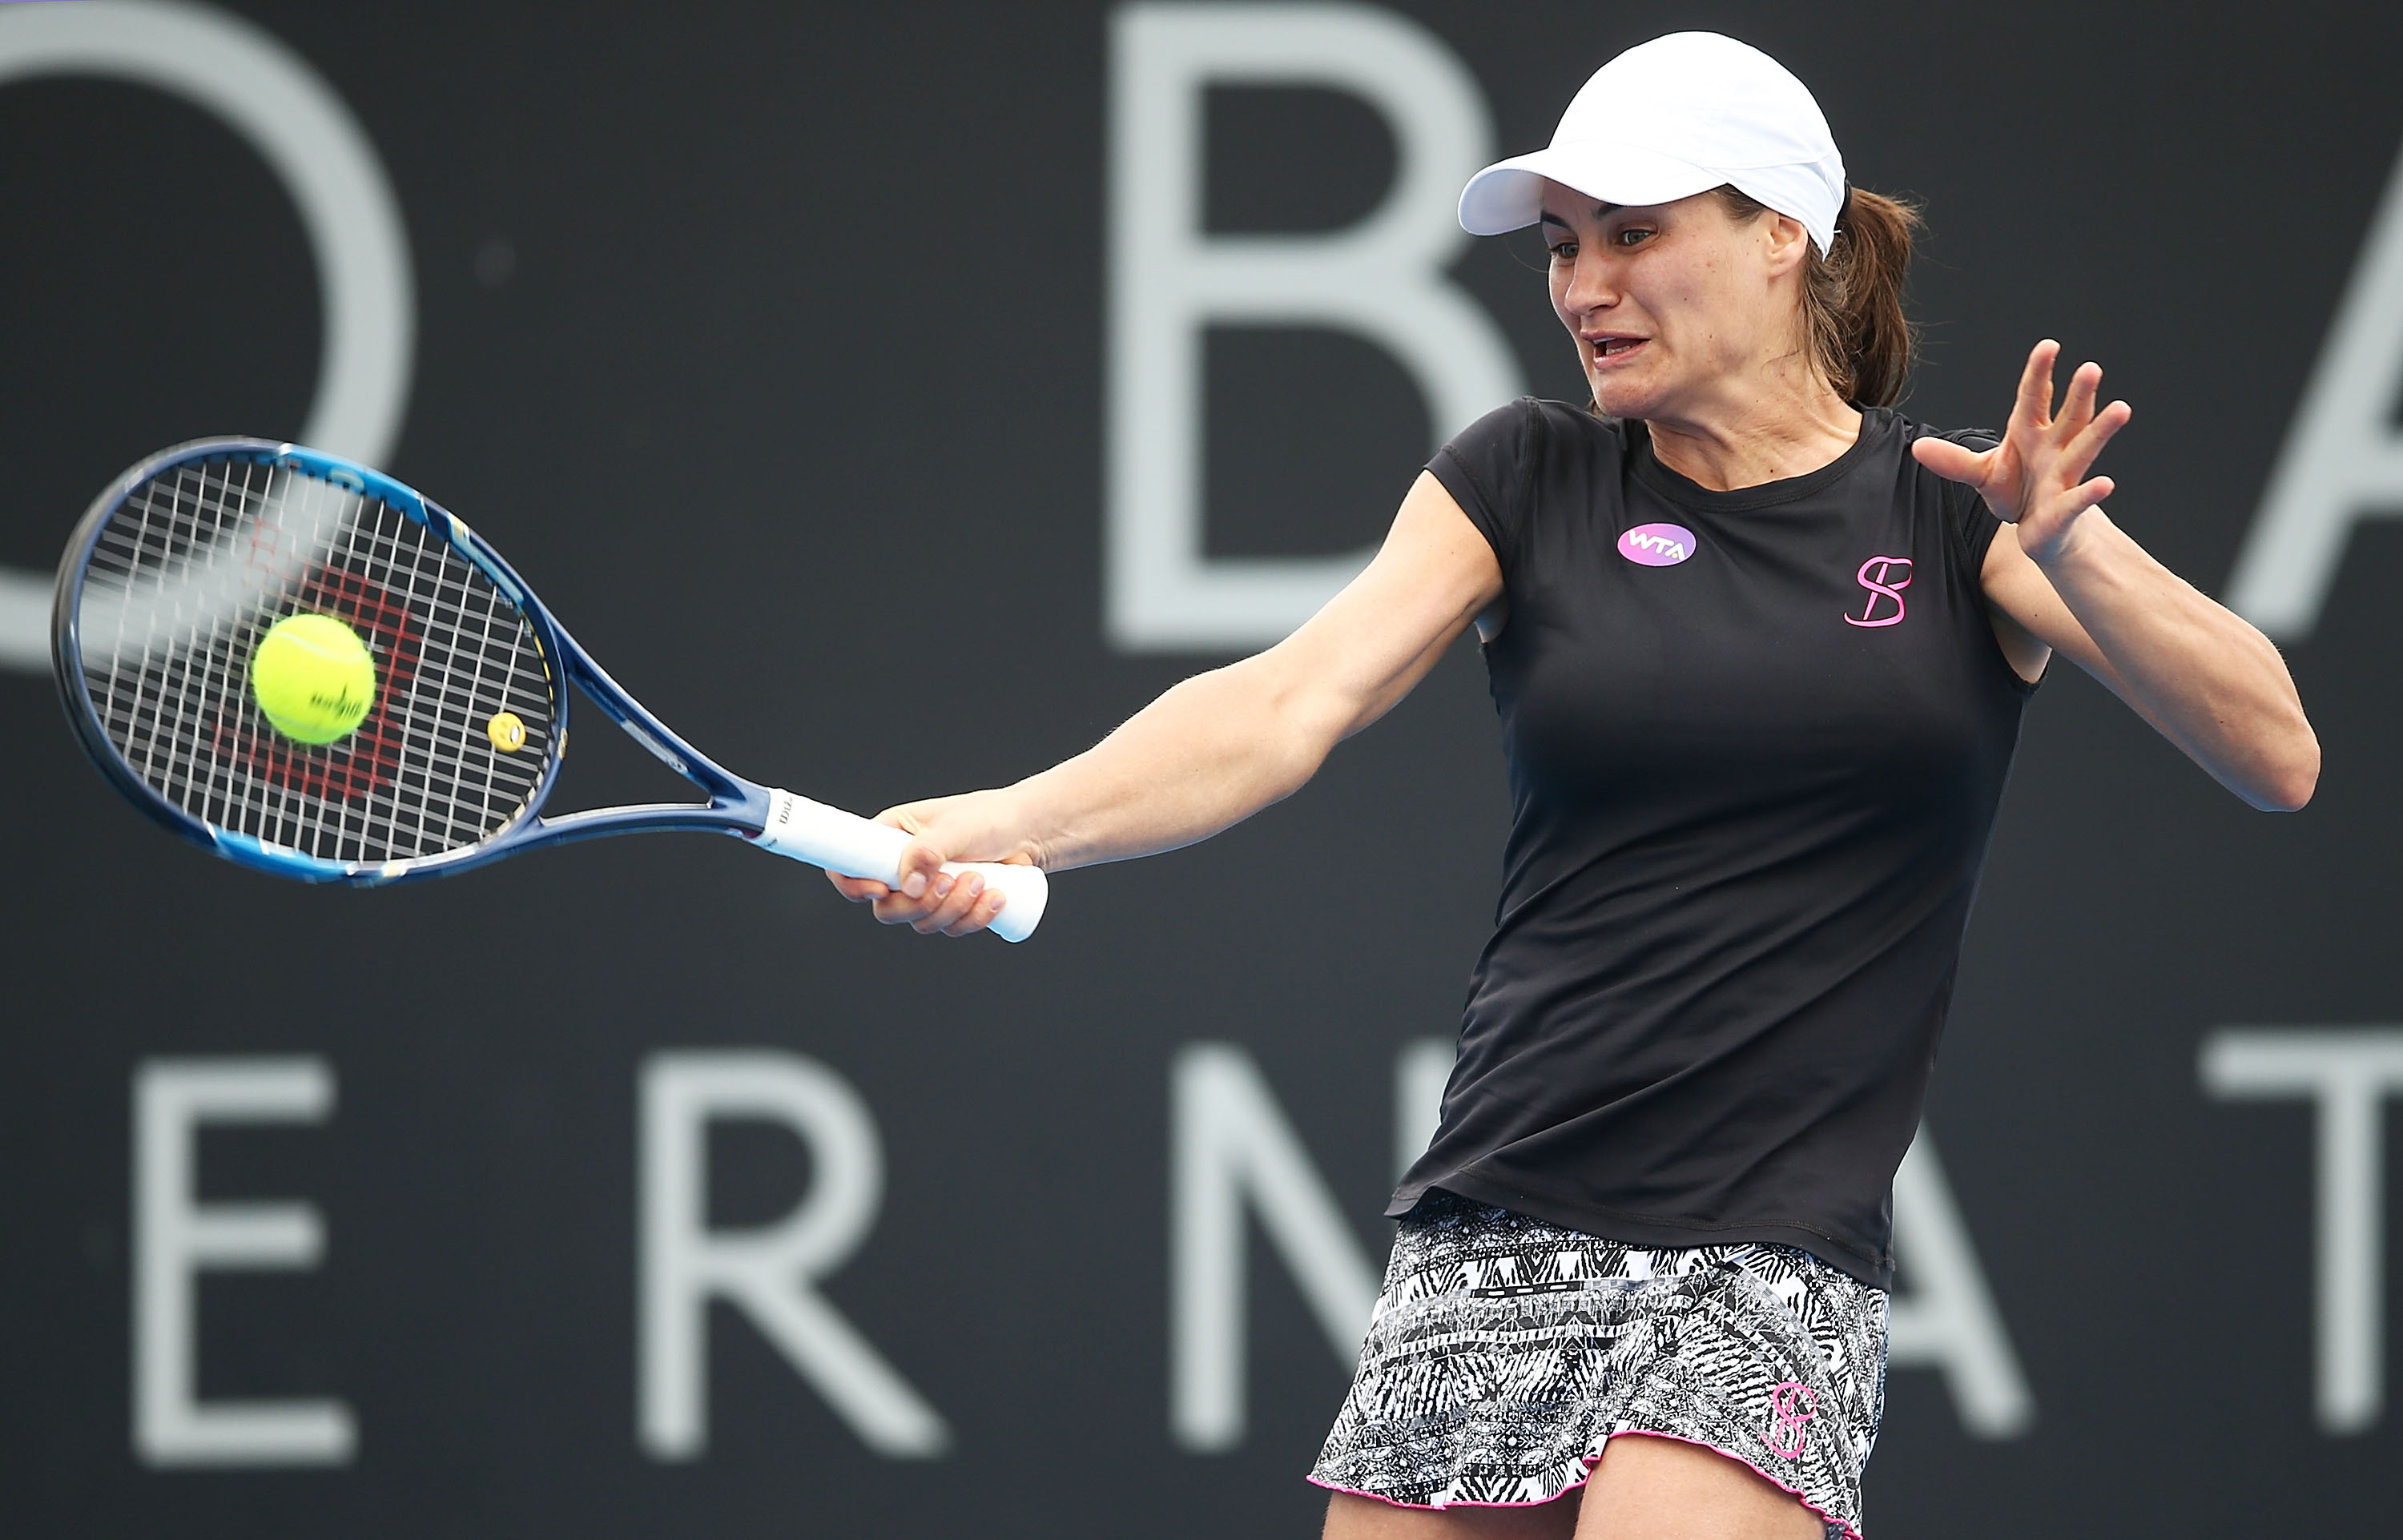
[50,437,1048,941]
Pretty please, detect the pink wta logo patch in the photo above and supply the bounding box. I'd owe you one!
[1619,522,1697,567]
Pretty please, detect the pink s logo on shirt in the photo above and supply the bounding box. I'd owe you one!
[1844,555,1912,628]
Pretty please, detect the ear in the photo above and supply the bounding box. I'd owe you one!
[1761,211,1813,277]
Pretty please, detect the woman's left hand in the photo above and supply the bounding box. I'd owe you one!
[1910,339,2132,565]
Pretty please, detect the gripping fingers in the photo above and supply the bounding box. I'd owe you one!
[912,869,985,935]
[891,835,948,901]
[942,884,1007,939]
[827,870,891,902]
[862,869,1004,937]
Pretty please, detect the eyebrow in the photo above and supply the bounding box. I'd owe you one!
[1538,203,1623,228]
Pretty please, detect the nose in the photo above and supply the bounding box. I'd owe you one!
[1560,248,1619,316]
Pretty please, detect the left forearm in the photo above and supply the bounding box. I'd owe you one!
[2037,512,2319,810]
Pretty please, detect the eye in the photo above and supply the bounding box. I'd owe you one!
[1548,239,1578,261]
[1614,227,1656,248]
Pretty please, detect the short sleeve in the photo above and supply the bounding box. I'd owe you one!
[1917,424,2006,573]
[1428,399,1539,577]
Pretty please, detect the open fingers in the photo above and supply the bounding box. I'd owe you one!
[2028,473,2116,528]
[2047,397,2132,489]
[2060,474,2115,516]
[2011,339,2061,432]
[2066,396,2131,467]
[2053,360,2104,437]
[1909,434,1990,485]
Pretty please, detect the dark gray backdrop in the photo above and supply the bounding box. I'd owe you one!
[3,1,2401,1534]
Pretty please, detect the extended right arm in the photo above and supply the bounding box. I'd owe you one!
[831,471,1503,934]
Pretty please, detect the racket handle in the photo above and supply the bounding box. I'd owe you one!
[753,788,1049,943]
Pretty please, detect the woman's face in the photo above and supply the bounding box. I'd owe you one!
[1540,181,1812,423]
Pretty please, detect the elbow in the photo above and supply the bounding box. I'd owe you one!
[2247,731,2320,813]
[1250,665,1360,794]
[1267,699,1348,797]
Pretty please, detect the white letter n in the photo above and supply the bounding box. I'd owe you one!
[1170,1042,1383,1451]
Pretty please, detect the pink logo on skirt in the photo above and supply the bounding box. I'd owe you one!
[1766,1381,1817,1458]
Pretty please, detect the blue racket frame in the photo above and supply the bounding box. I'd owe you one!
[54,437,775,886]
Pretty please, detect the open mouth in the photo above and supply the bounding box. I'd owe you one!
[1590,336,1646,361]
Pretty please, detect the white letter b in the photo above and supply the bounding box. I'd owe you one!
[1106,2,1524,652]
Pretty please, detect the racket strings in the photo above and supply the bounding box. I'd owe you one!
[77,456,557,867]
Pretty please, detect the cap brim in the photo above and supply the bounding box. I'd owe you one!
[1458,143,1725,235]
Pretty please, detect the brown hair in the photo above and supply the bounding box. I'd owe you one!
[1715,185,1922,408]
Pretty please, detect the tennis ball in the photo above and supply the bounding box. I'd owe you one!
[251,613,376,745]
[486,710,526,753]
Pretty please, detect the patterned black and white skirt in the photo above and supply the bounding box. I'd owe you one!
[1310,1192,1889,1540]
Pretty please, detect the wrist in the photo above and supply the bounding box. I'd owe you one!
[2027,506,2119,579]
[990,778,1067,871]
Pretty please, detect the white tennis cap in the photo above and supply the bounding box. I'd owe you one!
[1457,32,1847,254]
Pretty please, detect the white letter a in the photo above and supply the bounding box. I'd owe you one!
[2228,139,2403,637]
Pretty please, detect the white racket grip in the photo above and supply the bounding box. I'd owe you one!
[754,788,1049,943]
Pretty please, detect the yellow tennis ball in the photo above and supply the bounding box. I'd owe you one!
[486,710,526,753]
[251,613,376,745]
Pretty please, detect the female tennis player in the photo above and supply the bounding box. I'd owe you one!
[831,31,2316,1540]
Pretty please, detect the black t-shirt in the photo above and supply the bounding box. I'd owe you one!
[1393,400,2035,1287]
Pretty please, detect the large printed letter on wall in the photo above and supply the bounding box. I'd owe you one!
[0,0,413,673]
[1392,1036,1451,1181]
[2202,1027,2403,1433]
[638,1050,948,1460]
[2226,139,2403,638]
[1886,1129,2035,1437]
[1106,2,1523,652]
[1169,1042,1383,1451]
[132,1056,353,1466]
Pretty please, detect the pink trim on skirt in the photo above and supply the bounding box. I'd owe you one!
[1310,1429,1861,1540]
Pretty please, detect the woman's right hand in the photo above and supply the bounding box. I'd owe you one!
[823,789,1040,938]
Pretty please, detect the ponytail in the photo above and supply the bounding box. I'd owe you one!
[1717,185,1922,407]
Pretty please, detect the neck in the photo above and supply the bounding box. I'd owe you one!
[1640,367,1863,493]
